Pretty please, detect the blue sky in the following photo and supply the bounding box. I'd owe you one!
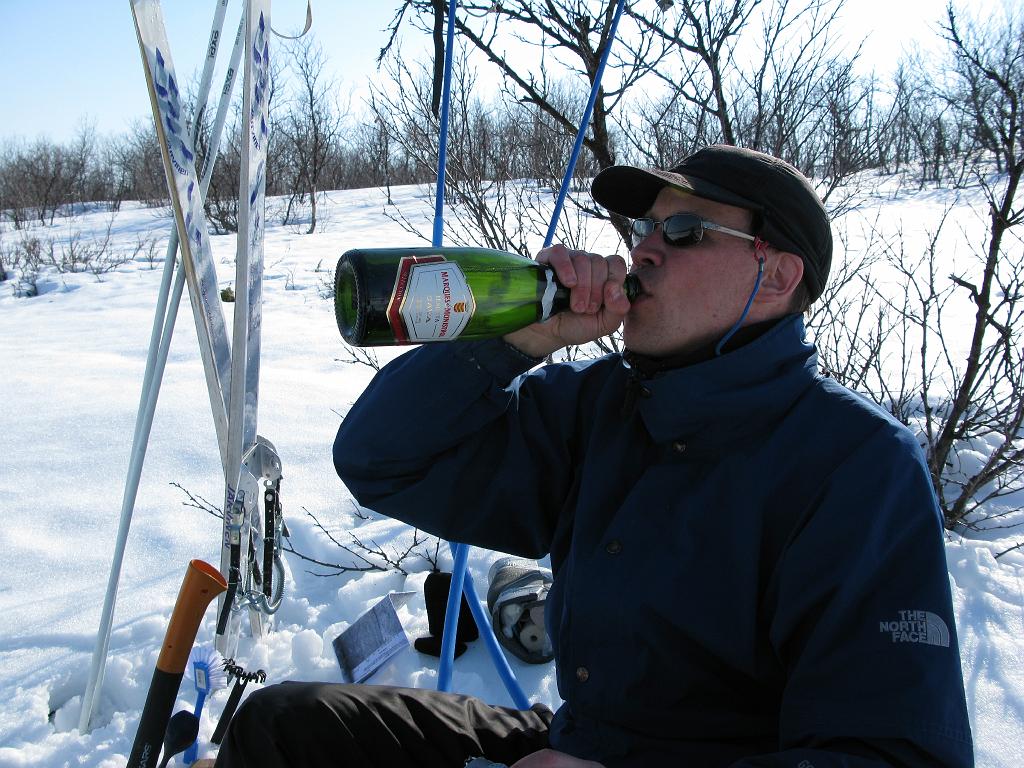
[0,0,978,144]
[0,1,401,142]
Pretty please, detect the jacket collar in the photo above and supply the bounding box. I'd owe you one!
[622,315,820,451]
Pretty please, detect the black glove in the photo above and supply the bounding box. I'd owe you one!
[414,570,479,659]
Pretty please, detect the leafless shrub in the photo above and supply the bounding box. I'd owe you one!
[172,481,224,520]
[173,483,440,577]
[285,505,440,577]
[41,217,130,279]
[315,258,336,300]
[336,346,382,373]
[52,233,92,274]
[922,4,1024,529]
[196,104,242,234]
[134,233,162,269]
[814,204,1023,532]
[105,119,169,209]
[805,220,887,397]
[8,236,45,297]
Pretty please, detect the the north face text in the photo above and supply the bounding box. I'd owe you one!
[879,610,950,647]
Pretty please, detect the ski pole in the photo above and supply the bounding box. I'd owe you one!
[427,0,530,710]
[543,0,627,248]
[431,0,458,248]
[437,540,470,693]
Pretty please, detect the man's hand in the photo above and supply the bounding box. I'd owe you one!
[510,748,606,768]
[503,245,630,359]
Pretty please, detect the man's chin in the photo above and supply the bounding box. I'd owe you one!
[623,319,671,356]
[622,334,668,358]
[623,323,710,359]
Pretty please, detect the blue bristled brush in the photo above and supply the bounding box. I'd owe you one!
[182,644,227,765]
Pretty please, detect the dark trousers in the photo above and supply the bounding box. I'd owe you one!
[214,682,555,767]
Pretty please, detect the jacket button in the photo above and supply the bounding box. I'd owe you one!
[576,666,590,683]
[640,386,652,398]
[605,539,623,555]
[671,440,687,453]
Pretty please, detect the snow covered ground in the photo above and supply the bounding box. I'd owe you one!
[0,180,1021,767]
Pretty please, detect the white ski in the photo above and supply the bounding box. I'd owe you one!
[81,0,238,734]
[217,0,274,659]
[131,0,233,463]
[218,0,280,657]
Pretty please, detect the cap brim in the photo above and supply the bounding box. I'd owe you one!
[591,165,762,218]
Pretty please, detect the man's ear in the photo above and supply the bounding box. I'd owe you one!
[756,250,804,302]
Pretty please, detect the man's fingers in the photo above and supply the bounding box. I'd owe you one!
[537,247,628,316]
[605,253,628,286]
[586,256,607,313]
[573,255,593,313]
[537,245,577,288]
[602,254,630,313]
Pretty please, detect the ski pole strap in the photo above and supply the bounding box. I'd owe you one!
[263,481,281,598]
[270,0,313,39]
[210,661,267,745]
[216,560,240,635]
[216,491,247,634]
[240,478,285,614]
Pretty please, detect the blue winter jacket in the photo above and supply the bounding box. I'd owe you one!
[334,314,974,767]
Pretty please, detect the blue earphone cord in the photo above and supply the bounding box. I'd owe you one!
[714,255,766,356]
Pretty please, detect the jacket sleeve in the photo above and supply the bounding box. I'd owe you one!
[333,339,586,558]
[729,421,974,768]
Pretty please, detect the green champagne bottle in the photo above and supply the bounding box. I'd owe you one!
[334,247,639,347]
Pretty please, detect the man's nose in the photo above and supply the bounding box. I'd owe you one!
[630,235,664,268]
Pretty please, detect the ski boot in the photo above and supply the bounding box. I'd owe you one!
[486,557,554,664]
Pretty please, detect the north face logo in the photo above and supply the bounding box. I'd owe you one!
[879,610,950,647]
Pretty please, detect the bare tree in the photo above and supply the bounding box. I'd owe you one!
[919,4,1024,527]
[626,0,885,207]
[358,112,397,203]
[368,47,613,265]
[278,36,344,233]
[628,0,766,147]
[820,4,1024,530]
[195,102,243,234]
[369,52,533,253]
[119,118,170,208]
[382,0,675,244]
[804,219,887,396]
[4,138,71,226]
[0,139,30,228]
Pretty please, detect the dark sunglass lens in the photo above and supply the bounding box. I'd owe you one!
[662,214,702,247]
[630,218,655,246]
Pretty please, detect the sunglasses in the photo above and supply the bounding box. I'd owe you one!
[629,213,757,249]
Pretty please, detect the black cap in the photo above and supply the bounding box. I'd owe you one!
[591,145,832,301]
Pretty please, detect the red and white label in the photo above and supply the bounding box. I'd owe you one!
[387,256,475,343]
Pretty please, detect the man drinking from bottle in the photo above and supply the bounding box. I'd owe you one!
[216,145,973,768]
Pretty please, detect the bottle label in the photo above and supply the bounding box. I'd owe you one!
[387,256,476,343]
